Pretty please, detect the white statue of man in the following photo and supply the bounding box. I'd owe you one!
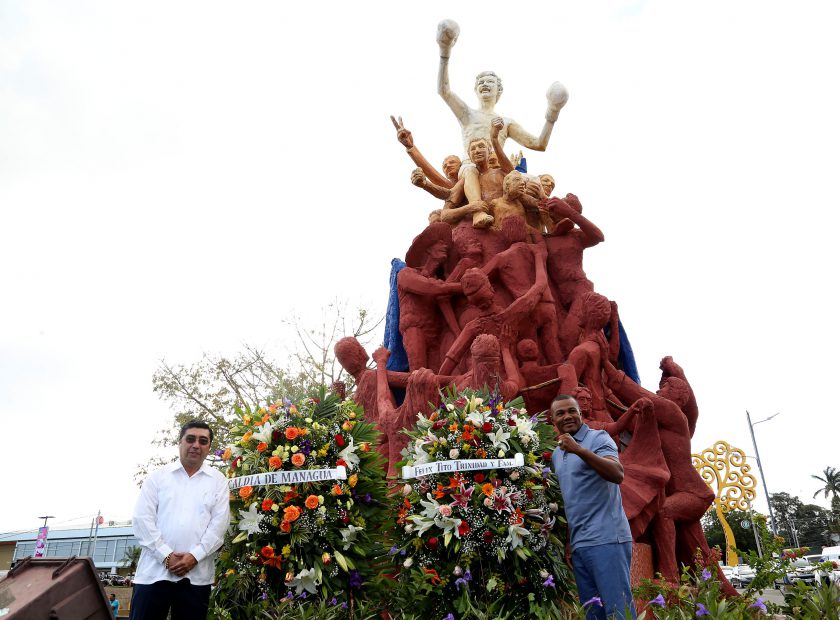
[436,19,569,205]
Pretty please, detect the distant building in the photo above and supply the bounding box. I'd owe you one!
[0,522,138,574]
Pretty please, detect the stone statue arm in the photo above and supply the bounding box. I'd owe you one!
[504,82,568,152]
[603,361,652,404]
[437,44,470,126]
[660,356,698,436]
[438,322,479,376]
[545,195,605,247]
[501,244,548,320]
[398,269,462,297]
[373,347,399,414]
[447,257,481,283]
[439,201,488,225]
[500,325,526,391]
[491,118,515,174]
[608,301,621,365]
[411,169,451,200]
[588,396,649,436]
[392,116,454,188]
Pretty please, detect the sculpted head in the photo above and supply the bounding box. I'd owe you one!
[503,170,526,198]
[524,176,545,201]
[335,337,369,376]
[474,71,503,103]
[454,233,483,263]
[516,338,539,363]
[539,174,555,197]
[461,268,494,310]
[657,377,690,409]
[580,292,611,331]
[442,155,462,182]
[488,150,500,169]
[571,386,593,418]
[468,138,490,165]
[551,394,583,435]
[500,215,527,246]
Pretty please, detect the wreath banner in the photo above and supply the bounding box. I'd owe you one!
[401,453,524,479]
[227,466,347,489]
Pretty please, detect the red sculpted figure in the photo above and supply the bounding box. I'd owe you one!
[397,223,464,371]
[438,245,548,376]
[602,359,719,588]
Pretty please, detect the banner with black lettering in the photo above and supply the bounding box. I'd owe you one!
[401,453,524,479]
[228,466,347,490]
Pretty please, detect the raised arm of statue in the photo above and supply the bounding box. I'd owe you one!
[436,21,470,124]
[393,116,454,189]
[411,169,451,200]
[659,356,698,436]
[545,194,605,247]
[504,82,568,152]
[490,118,515,174]
[603,360,650,404]
[608,301,621,365]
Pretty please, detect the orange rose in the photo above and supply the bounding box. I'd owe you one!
[242,431,253,442]
[269,456,283,470]
[283,505,302,522]
[304,495,320,510]
[280,521,291,533]
[239,486,253,499]
[260,545,275,558]
[222,447,232,461]
[291,453,306,467]
[348,474,358,488]
[261,498,274,511]
[285,427,299,440]
[360,442,370,453]
[256,442,268,452]
[332,484,343,496]
[481,483,494,497]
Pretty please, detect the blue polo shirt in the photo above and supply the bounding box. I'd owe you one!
[551,423,632,551]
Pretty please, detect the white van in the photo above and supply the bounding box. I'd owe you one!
[814,546,840,585]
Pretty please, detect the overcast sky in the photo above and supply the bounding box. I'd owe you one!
[2,0,839,537]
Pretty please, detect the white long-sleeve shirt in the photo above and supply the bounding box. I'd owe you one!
[132,460,230,585]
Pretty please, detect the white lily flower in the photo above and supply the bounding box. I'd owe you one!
[340,524,364,550]
[252,421,273,443]
[407,514,436,535]
[237,503,264,537]
[337,436,360,471]
[411,439,431,465]
[419,493,442,519]
[487,427,510,451]
[506,524,530,549]
[289,568,321,594]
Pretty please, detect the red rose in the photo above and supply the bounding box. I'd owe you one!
[272,430,282,442]
[542,452,552,461]
[458,521,471,537]
[432,420,445,430]
[426,537,439,550]
[336,458,348,468]
[525,488,533,499]
[483,531,493,544]
[339,509,350,524]
[473,473,485,483]
[482,422,493,433]
[335,434,345,447]
[507,418,517,426]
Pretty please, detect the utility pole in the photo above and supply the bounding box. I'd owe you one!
[746,410,780,534]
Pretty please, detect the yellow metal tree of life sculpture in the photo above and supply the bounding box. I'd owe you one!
[692,440,757,566]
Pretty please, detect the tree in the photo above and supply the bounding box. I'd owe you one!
[769,492,835,550]
[136,302,382,484]
[120,545,141,573]
[812,466,840,501]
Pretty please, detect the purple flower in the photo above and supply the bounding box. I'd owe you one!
[455,577,468,591]
[260,592,268,600]
[298,591,308,599]
[363,492,373,505]
[443,614,455,620]
[214,449,224,457]
[284,591,294,600]
[348,570,364,588]
[400,549,407,556]
[299,439,313,455]
[341,602,348,609]
[749,598,767,613]
[648,594,666,607]
[542,575,555,587]
[328,597,338,606]
[388,545,399,556]
[463,569,472,582]
[583,596,603,608]
[696,603,710,616]
[701,568,711,581]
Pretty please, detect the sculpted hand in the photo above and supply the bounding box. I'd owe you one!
[436,20,460,57]
[564,193,582,212]
[491,117,504,139]
[372,346,391,368]
[411,168,426,187]
[390,115,414,149]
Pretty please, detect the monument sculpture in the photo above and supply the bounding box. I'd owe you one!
[336,18,734,594]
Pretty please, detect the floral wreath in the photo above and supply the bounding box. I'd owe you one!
[387,388,576,619]
[212,392,389,617]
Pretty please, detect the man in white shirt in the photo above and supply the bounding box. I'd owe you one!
[130,420,230,619]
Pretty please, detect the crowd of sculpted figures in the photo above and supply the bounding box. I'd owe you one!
[336,20,734,594]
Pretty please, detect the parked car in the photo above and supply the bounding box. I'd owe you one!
[719,564,734,581]
[814,546,840,585]
[730,564,755,588]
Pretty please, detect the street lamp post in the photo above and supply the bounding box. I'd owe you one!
[746,410,780,535]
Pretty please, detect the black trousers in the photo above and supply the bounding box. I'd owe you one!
[129,579,211,620]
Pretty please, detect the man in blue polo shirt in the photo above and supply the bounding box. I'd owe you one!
[551,394,636,620]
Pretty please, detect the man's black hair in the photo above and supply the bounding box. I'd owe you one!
[179,419,213,444]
